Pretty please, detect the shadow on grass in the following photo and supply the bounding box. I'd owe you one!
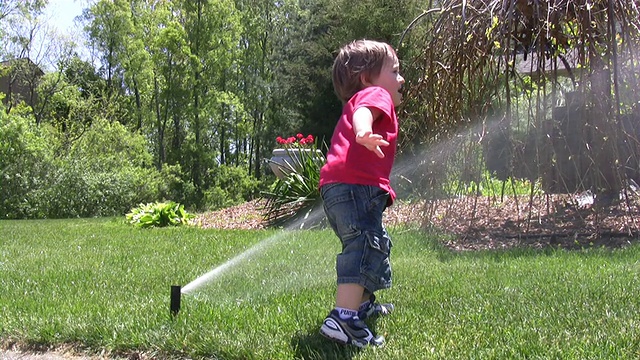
[291,316,387,360]
[291,326,359,360]
[409,226,640,263]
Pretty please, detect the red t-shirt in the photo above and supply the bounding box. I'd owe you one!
[319,86,398,203]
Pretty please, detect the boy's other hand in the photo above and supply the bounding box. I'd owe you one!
[356,131,389,158]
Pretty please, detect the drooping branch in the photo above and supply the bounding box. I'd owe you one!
[398,0,640,239]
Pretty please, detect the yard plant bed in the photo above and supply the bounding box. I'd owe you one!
[198,193,640,251]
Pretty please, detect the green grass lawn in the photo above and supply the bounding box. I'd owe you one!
[1,218,640,359]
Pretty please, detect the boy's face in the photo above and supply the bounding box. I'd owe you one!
[368,55,404,106]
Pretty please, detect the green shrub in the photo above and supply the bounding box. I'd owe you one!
[69,118,153,169]
[203,165,260,211]
[41,159,91,218]
[157,163,197,207]
[38,119,164,218]
[0,107,55,219]
[1,114,165,219]
[443,170,542,198]
[125,201,195,228]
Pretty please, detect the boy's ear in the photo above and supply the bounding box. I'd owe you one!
[360,73,372,86]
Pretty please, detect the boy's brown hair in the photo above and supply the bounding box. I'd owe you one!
[332,39,397,103]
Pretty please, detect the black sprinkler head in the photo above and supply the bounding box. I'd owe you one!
[170,285,181,317]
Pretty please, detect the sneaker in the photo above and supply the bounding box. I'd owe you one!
[319,310,385,348]
[358,294,394,320]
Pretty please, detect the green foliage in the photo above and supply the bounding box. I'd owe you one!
[41,118,162,218]
[36,63,102,138]
[203,165,260,211]
[0,112,164,219]
[42,160,162,218]
[70,118,153,168]
[444,171,542,198]
[0,107,55,219]
[3,0,427,214]
[261,145,325,227]
[0,1,48,57]
[125,201,195,228]
[157,163,196,206]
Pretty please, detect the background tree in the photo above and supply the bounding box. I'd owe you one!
[0,0,47,59]
[397,0,640,237]
[1,0,425,217]
[0,101,53,219]
[279,0,423,144]
[234,0,300,179]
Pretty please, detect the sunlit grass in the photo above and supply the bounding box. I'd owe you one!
[1,218,640,359]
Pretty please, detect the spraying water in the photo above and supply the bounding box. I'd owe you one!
[181,204,329,296]
[182,231,287,294]
[181,231,284,294]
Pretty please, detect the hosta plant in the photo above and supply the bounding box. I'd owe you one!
[126,201,195,228]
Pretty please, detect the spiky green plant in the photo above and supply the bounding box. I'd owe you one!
[261,144,325,227]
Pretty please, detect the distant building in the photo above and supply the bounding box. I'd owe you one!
[0,58,45,110]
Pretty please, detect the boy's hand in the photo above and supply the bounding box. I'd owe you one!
[356,130,389,158]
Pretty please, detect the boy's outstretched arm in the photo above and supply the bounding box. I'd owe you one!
[353,106,389,158]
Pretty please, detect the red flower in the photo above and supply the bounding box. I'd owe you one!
[275,133,316,148]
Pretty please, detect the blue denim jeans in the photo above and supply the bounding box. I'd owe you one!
[320,183,392,293]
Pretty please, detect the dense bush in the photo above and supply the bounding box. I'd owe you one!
[41,160,162,218]
[1,102,261,218]
[203,164,260,210]
[0,112,164,218]
[0,106,55,219]
[45,118,162,217]
[157,164,197,208]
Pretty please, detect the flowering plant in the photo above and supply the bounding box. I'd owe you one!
[263,132,325,228]
[276,133,315,147]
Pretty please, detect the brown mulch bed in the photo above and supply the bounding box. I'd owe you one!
[196,199,424,231]
[197,194,640,251]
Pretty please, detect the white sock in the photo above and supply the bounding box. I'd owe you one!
[335,307,358,320]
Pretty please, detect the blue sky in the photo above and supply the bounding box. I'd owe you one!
[37,0,93,70]
[44,0,86,36]
[1,1,90,70]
